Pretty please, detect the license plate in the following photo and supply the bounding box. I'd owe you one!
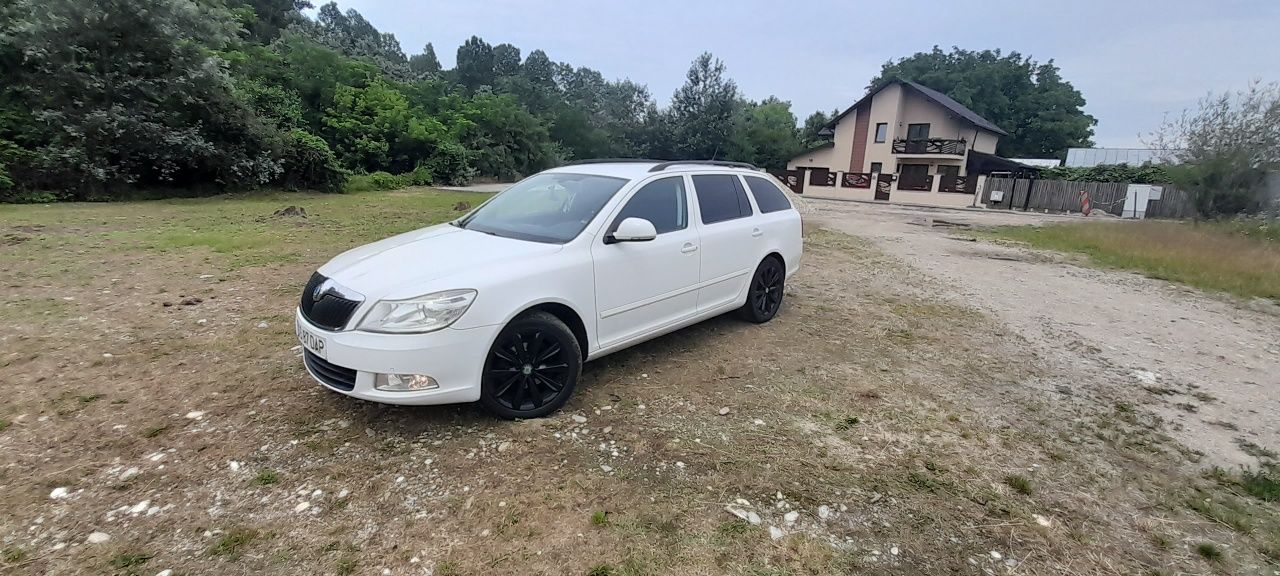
[296,317,328,359]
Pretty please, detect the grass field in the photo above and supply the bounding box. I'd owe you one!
[3,190,1280,575]
[985,219,1280,302]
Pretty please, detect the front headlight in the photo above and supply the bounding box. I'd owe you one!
[356,289,477,334]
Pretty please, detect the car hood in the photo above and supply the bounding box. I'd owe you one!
[317,224,563,298]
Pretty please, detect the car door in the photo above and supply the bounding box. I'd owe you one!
[689,173,759,312]
[591,175,701,348]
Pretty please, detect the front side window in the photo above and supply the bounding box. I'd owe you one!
[610,176,687,235]
[692,174,752,224]
[459,172,627,243]
[743,176,792,213]
[874,122,888,143]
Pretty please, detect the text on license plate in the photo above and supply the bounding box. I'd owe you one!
[296,318,327,359]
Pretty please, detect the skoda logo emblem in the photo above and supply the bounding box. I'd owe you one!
[313,279,335,302]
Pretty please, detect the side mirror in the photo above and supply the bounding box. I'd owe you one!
[605,217,657,244]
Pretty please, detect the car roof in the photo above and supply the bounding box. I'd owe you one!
[541,161,761,181]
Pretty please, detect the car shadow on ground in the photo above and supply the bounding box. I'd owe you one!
[312,311,763,434]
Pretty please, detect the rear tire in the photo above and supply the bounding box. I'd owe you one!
[739,256,785,323]
[479,311,582,419]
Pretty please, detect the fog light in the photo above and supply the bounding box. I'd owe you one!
[374,373,439,392]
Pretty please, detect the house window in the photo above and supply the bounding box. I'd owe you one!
[870,162,883,174]
[906,123,931,140]
[937,165,960,179]
[874,123,887,143]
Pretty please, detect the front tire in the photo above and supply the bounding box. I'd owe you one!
[740,256,785,323]
[479,311,582,419]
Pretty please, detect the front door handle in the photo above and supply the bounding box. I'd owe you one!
[680,243,698,254]
[751,228,763,238]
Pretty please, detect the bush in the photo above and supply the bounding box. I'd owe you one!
[405,164,434,186]
[1167,155,1269,217]
[278,130,348,193]
[424,142,474,186]
[1039,163,1171,184]
[367,171,404,190]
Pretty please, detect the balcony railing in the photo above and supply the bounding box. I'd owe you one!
[892,138,967,156]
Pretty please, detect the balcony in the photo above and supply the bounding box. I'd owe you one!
[892,138,967,156]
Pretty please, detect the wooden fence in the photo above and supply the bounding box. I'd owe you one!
[980,177,1198,219]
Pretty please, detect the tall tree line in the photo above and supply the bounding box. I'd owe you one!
[0,0,805,201]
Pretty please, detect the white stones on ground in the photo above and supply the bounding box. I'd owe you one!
[49,487,70,499]
[155,570,173,576]
[480,529,491,537]
[600,465,613,473]
[718,407,731,416]
[768,526,784,540]
[395,476,406,484]
[86,532,111,544]
[725,506,750,521]
[675,461,686,469]
[746,512,762,525]
[256,321,269,329]
[640,373,649,379]
[735,498,751,506]
[637,404,646,410]
[119,467,141,481]
[890,546,900,555]
[1033,513,1051,527]
[989,551,1003,560]
[129,500,150,515]
[102,353,114,359]
[783,511,799,525]
[228,461,241,472]
[602,426,612,434]
[817,505,832,520]
[196,319,207,326]
[382,569,391,575]
[752,419,765,426]
[311,489,323,499]
[497,441,512,453]
[571,415,588,424]
[199,274,214,279]
[337,489,350,499]
[1132,370,1157,384]
[294,501,311,513]
[185,411,205,420]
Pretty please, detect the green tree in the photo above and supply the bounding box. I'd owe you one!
[226,0,311,43]
[870,46,1095,157]
[521,49,557,88]
[7,0,280,196]
[801,110,834,146]
[409,42,441,77]
[741,97,802,169]
[669,53,741,160]
[493,43,521,77]
[308,2,409,79]
[455,36,495,91]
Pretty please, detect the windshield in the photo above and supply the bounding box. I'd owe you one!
[459,172,628,243]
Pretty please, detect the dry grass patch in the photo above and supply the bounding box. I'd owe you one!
[985,219,1280,301]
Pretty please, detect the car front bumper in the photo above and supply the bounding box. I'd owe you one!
[295,308,500,406]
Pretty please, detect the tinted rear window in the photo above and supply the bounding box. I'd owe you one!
[743,176,792,213]
[693,174,753,224]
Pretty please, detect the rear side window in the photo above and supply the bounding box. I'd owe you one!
[611,176,687,235]
[743,176,792,213]
[693,174,753,224]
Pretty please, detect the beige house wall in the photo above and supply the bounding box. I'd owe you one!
[861,83,903,175]
[972,130,999,154]
[898,90,969,140]
[786,145,836,170]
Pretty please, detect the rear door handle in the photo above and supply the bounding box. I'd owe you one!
[681,243,698,254]
[751,228,763,238]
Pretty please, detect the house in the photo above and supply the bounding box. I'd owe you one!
[783,79,1034,208]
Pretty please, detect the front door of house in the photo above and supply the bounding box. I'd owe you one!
[875,173,893,201]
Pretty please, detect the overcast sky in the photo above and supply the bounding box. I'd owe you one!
[333,0,1278,150]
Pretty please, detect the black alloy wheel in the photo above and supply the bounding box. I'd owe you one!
[741,256,785,323]
[479,311,581,419]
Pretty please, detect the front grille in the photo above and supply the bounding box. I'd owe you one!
[300,272,362,331]
[303,350,356,391]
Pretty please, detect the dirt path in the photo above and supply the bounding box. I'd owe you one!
[809,198,1280,468]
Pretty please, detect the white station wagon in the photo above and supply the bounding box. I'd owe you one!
[295,159,803,418]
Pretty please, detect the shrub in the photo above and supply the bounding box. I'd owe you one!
[424,142,474,186]
[405,164,434,186]
[278,130,348,193]
[1039,163,1171,184]
[367,171,405,190]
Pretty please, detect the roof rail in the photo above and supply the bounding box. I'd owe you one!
[562,158,662,166]
[647,160,759,172]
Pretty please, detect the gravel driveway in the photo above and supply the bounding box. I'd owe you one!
[808,198,1280,468]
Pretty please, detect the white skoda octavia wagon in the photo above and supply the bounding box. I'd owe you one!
[296,160,803,418]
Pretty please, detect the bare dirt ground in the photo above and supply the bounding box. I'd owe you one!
[807,199,1280,469]
[2,191,1279,575]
